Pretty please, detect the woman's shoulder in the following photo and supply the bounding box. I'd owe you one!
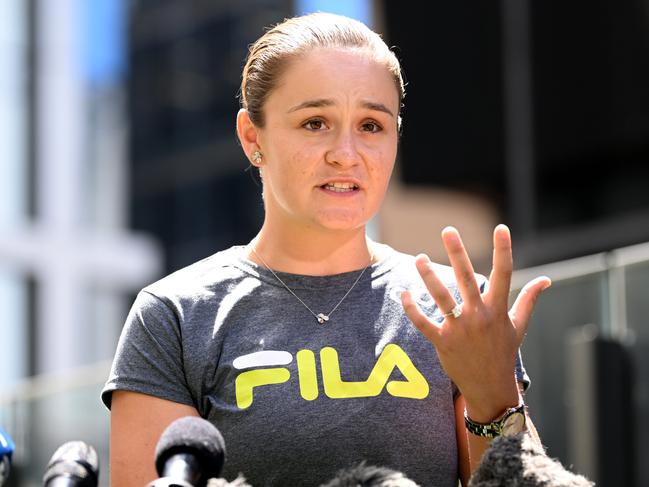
[141,246,256,301]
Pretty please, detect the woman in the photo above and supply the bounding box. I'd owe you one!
[102,12,550,487]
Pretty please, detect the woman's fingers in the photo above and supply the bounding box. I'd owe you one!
[402,253,462,345]
[401,290,442,346]
[441,227,482,308]
[509,275,552,340]
[405,226,550,347]
[414,254,459,317]
[486,224,513,310]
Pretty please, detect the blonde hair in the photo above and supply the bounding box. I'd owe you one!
[239,12,405,128]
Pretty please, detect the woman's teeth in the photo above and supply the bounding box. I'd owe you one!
[324,182,357,192]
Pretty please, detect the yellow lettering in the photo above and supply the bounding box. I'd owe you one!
[321,344,428,399]
[296,349,319,401]
[382,344,429,399]
[321,347,381,398]
[235,368,290,409]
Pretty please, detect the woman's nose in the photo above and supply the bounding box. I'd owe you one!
[324,131,361,168]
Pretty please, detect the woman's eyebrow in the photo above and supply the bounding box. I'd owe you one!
[287,98,394,118]
[287,98,334,113]
[361,101,394,118]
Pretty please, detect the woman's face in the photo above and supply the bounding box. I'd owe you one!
[253,47,400,233]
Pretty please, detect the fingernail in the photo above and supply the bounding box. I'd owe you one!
[441,226,458,237]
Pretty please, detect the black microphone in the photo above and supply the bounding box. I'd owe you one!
[0,428,15,487]
[42,441,99,487]
[147,417,226,487]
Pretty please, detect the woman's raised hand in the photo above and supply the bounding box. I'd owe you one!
[401,224,551,422]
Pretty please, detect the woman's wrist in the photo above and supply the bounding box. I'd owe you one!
[462,384,522,423]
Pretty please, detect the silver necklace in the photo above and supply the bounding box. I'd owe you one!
[250,246,374,324]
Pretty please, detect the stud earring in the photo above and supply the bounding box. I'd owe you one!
[252,150,262,164]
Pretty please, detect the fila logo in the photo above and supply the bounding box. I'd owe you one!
[233,344,429,409]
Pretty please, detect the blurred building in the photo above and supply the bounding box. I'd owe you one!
[0,0,647,486]
[383,0,649,269]
[382,4,649,485]
[0,0,162,484]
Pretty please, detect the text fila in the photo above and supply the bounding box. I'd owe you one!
[233,344,429,409]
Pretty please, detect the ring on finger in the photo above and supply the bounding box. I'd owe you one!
[441,304,463,319]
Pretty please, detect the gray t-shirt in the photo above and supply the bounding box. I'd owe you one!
[102,245,529,487]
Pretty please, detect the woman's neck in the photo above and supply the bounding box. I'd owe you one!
[249,223,376,276]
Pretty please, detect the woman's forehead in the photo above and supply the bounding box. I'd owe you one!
[268,47,400,113]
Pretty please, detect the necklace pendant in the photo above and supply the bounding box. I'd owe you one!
[316,313,329,324]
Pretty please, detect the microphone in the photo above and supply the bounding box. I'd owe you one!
[147,417,226,487]
[468,432,593,486]
[319,461,419,486]
[42,441,99,487]
[206,476,252,487]
[0,428,15,487]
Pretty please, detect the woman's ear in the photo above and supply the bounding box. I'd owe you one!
[236,109,263,166]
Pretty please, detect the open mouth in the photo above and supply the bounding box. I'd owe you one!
[321,182,359,193]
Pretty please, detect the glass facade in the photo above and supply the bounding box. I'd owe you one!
[515,244,649,485]
[624,260,649,487]
[520,269,608,462]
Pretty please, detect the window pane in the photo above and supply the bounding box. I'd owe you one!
[625,261,649,487]
[518,272,607,462]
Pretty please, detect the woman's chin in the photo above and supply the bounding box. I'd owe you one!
[313,211,370,232]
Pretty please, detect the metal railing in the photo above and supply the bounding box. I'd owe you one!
[512,240,649,486]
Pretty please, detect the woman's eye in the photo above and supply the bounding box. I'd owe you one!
[361,121,382,133]
[303,119,326,131]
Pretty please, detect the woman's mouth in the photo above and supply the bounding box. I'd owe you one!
[321,182,359,193]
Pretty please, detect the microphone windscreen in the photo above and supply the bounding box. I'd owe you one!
[155,417,226,479]
[468,433,594,487]
[320,462,420,487]
[207,475,252,487]
[43,441,99,487]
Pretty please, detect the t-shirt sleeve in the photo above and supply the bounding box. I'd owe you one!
[515,350,531,391]
[101,290,195,410]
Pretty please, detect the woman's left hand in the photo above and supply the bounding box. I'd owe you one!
[401,224,551,422]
